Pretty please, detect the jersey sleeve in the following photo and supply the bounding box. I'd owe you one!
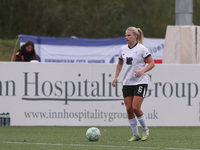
[118,47,123,60]
[143,47,151,59]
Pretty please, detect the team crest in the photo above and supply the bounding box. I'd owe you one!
[126,57,133,65]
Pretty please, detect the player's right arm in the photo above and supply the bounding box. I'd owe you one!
[112,59,123,87]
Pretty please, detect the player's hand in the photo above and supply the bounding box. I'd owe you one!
[112,78,117,87]
[135,70,144,77]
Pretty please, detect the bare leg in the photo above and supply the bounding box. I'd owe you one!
[132,96,144,117]
[124,96,140,137]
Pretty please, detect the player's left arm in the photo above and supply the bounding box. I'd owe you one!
[135,55,155,77]
[144,55,155,73]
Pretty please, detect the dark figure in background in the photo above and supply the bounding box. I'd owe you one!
[15,40,38,62]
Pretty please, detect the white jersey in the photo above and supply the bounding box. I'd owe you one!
[119,43,151,85]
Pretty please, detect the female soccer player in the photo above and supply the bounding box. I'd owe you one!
[112,27,155,141]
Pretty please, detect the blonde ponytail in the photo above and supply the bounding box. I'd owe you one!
[137,28,144,45]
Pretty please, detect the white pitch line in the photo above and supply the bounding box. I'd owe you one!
[0,141,200,150]
[69,143,159,149]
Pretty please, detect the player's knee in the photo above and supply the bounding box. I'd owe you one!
[133,107,140,114]
[126,107,133,114]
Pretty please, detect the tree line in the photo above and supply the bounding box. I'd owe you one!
[0,0,200,39]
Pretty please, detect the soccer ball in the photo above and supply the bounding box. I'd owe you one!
[86,127,101,141]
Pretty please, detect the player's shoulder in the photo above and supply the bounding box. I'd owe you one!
[119,44,129,53]
[137,43,146,48]
[137,43,149,52]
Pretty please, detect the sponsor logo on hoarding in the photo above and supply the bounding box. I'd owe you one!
[0,72,198,106]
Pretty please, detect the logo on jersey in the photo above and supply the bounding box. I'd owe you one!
[126,57,133,65]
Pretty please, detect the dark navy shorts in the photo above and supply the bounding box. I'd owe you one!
[122,84,148,98]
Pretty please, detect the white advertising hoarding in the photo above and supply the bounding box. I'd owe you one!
[0,62,199,126]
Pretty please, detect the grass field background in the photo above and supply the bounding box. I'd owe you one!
[0,38,18,61]
[0,126,200,150]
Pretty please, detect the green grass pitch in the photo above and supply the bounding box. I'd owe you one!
[0,126,200,150]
